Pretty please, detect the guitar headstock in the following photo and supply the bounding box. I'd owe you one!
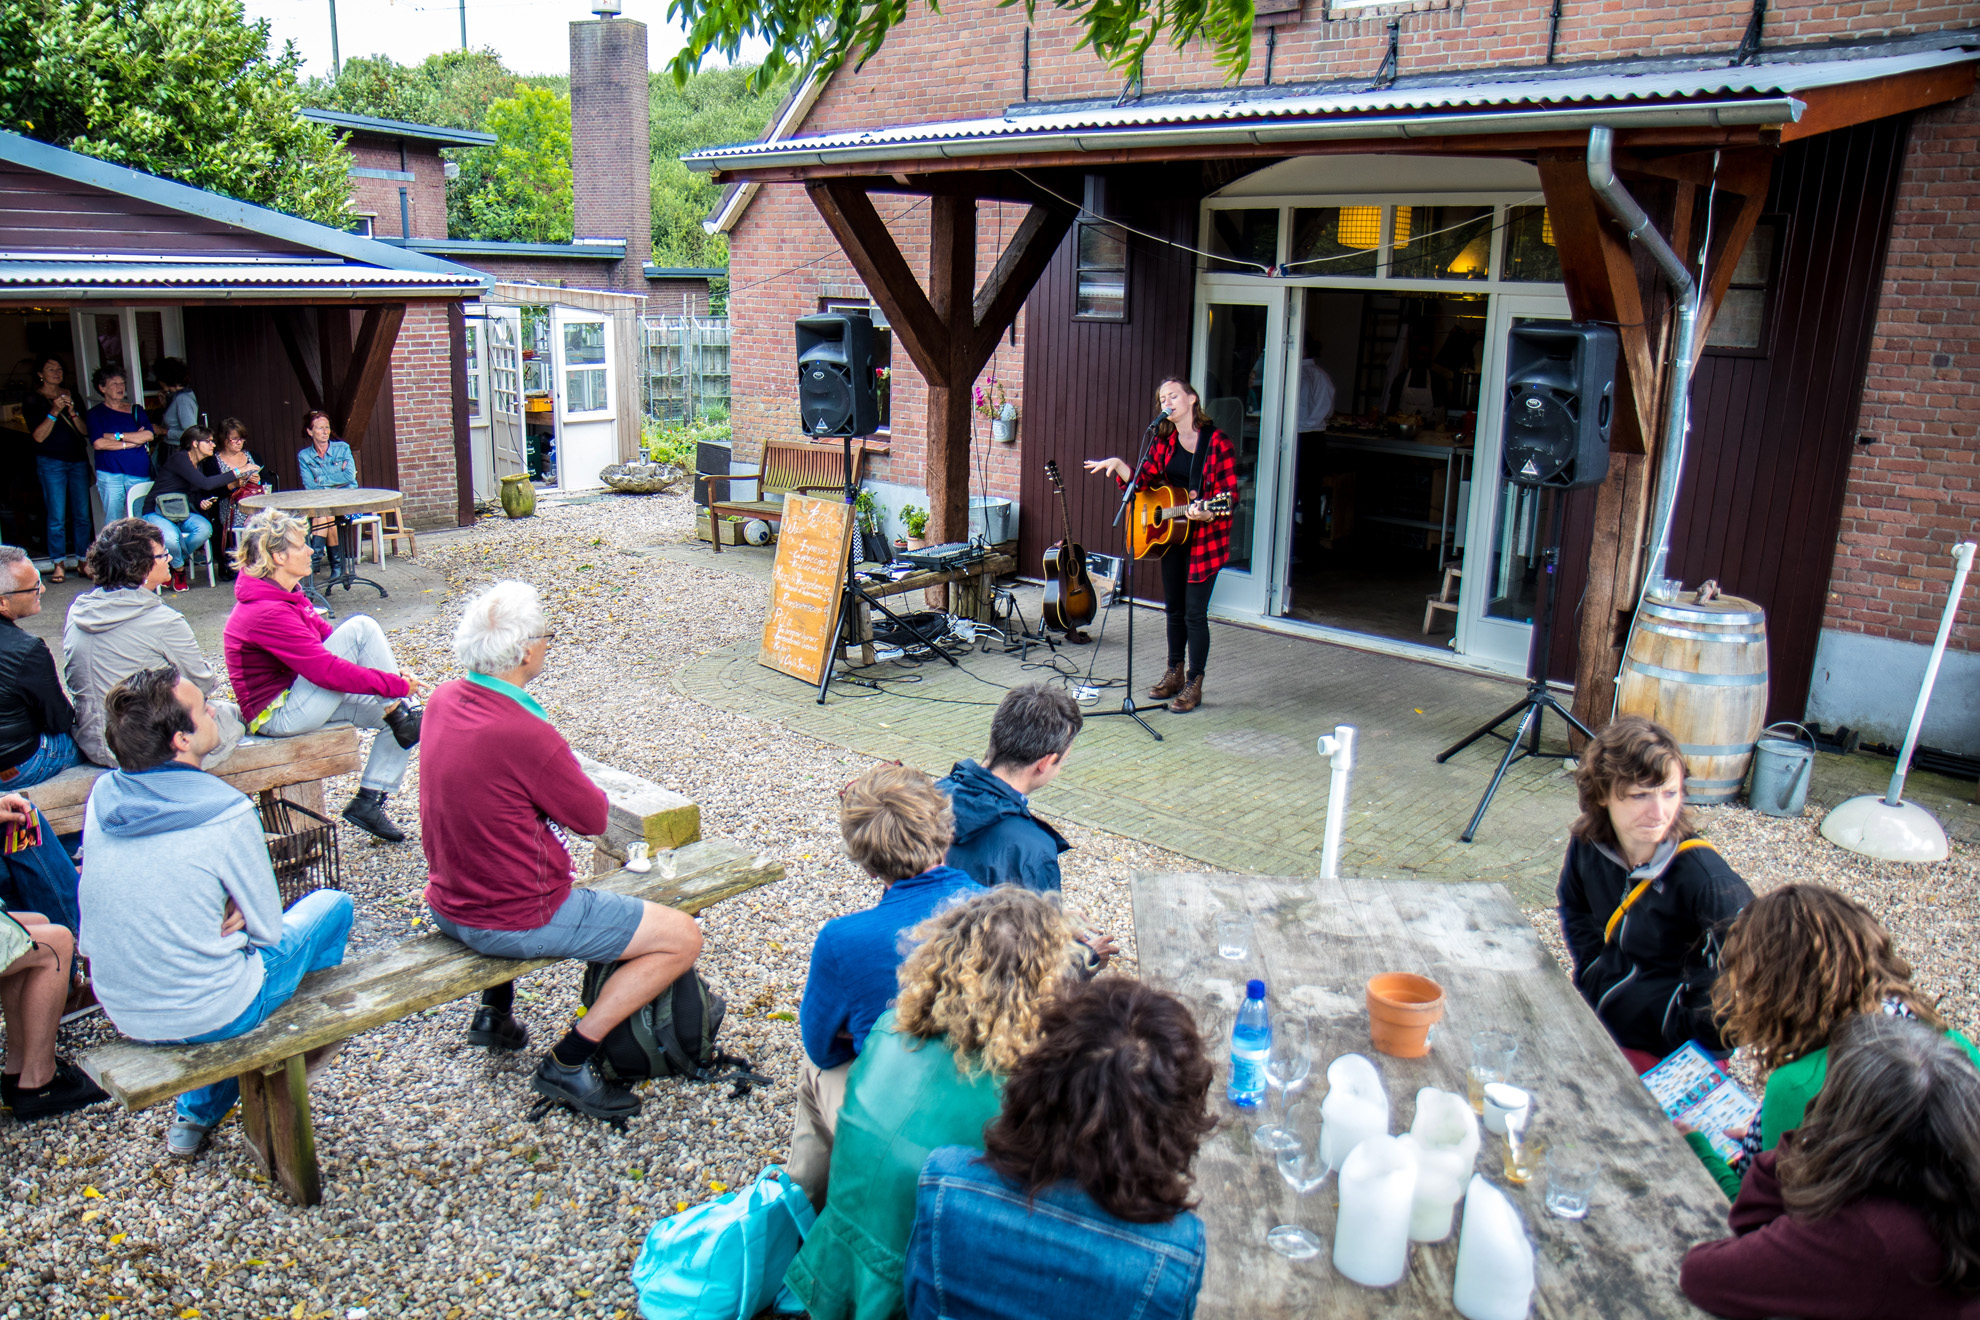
[1044,459,1064,491]
[1202,492,1234,516]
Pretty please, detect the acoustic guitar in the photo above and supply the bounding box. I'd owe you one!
[1042,459,1099,632]
[1130,485,1234,559]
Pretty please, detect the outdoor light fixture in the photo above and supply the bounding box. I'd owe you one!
[1541,209,1555,246]
[1449,233,1491,275]
[1337,206,1382,249]
[1391,206,1413,248]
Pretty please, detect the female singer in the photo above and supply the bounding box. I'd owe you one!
[1083,378,1235,713]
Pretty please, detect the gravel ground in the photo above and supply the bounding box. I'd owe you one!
[1,492,1186,1320]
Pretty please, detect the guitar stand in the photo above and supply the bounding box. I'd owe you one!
[1000,594,1059,663]
[1086,419,1167,743]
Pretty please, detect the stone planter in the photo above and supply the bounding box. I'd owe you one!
[499,473,536,519]
[600,461,687,494]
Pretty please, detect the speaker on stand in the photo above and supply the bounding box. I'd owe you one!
[1436,322,1619,841]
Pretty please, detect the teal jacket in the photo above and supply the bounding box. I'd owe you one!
[786,1013,1005,1320]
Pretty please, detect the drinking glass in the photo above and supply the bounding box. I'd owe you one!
[1253,1013,1312,1153]
[1215,913,1254,961]
[1468,1031,1519,1114]
[1545,1145,1597,1219]
[1268,1100,1330,1260]
[1502,1125,1545,1186]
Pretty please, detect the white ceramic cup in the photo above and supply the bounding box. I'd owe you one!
[1482,1082,1531,1137]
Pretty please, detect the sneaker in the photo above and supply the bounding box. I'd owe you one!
[165,1117,213,1160]
[342,788,405,843]
[170,566,188,593]
[467,1007,528,1052]
[531,1054,640,1121]
[383,701,422,750]
[11,1061,110,1122]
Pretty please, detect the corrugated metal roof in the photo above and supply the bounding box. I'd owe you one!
[301,108,499,148]
[0,259,483,291]
[683,47,1976,170]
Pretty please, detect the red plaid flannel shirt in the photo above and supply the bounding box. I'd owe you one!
[1119,427,1237,583]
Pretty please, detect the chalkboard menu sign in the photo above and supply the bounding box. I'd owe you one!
[759,493,858,685]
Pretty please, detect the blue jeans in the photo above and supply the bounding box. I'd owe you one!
[96,471,147,524]
[143,511,212,569]
[150,890,355,1127]
[35,457,93,563]
[0,804,81,933]
[0,732,79,790]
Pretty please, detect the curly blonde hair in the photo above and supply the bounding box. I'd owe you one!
[893,886,1075,1077]
[233,509,310,579]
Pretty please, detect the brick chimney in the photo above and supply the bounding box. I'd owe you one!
[570,10,652,296]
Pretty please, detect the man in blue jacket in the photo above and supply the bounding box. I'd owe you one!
[938,683,1080,892]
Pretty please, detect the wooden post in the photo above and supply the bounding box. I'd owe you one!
[238,1055,321,1207]
[338,303,407,451]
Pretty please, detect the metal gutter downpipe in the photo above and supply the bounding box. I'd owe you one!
[1587,124,1699,604]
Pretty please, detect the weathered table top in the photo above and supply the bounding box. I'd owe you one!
[1130,872,1725,1319]
[239,487,402,518]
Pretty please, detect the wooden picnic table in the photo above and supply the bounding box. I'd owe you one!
[1131,872,1727,1319]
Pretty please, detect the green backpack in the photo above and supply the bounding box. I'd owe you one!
[579,961,765,1091]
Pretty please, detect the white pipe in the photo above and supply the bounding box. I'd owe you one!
[1316,724,1357,880]
[1887,541,1976,806]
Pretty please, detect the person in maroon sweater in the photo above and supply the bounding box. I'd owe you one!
[1680,1014,1980,1320]
[420,580,705,1123]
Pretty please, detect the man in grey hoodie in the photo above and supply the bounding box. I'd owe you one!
[78,665,352,1159]
[65,519,242,770]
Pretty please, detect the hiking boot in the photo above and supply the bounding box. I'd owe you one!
[342,788,406,843]
[468,1007,529,1052]
[166,1117,214,1160]
[11,1061,110,1122]
[1148,663,1187,700]
[383,701,422,750]
[1170,674,1204,713]
[532,1054,640,1121]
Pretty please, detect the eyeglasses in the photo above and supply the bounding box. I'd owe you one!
[0,583,45,597]
[153,551,173,563]
[531,632,558,644]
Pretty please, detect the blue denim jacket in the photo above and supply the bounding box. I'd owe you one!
[297,439,358,489]
[905,1146,1204,1320]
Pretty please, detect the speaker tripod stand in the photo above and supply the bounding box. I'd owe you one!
[1436,492,1593,842]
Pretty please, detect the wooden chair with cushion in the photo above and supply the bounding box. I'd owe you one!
[698,438,883,553]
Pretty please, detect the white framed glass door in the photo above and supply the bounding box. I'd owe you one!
[1190,292,1286,616]
[1455,292,1574,667]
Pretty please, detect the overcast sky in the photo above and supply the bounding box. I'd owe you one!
[243,0,767,79]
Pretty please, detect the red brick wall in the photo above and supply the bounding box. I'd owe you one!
[344,138,449,240]
[571,17,653,296]
[389,301,465,526]
[455,256,624,290]
[1830,93,1980,651]
[645,277,716,318]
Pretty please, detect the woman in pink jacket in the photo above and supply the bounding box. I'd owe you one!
[222,510,427,841]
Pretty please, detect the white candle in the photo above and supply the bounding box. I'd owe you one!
[1453,1174,1536,1320]
[1403,1087,1481,1242]
[1333,1133,1419,1288]
[1319,1053,1390,1170]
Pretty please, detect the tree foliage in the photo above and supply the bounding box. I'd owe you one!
[0,0,350,224]
[649,64,794,267]
[663,0,1254,94]
[306,49,520,131]
[450,87,575,244]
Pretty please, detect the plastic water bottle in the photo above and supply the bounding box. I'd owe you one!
[1228,979,1271,1109]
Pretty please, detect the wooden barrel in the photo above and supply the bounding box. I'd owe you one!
[1615,591,1770,804]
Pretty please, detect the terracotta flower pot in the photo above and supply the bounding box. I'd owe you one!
[1365,972,1446,1058]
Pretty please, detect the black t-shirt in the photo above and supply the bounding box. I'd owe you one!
[21,392,86,463]
[1162,435,1203,490]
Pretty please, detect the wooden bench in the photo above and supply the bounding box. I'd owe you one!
[23,724,362,833]
[699,437,885,554]
[78,763,782,1207]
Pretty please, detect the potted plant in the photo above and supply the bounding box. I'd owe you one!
[973,378,1019,443]
[901,503,929,550]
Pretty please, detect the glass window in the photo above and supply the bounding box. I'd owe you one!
[1075,221,1129,320]
[464,322,483,419]
[1206,208,1279,275]
[1391,205,1493,282]
[563,319,609,414]
[1706,219,1780,352]
[1501,206,1563,284]
[1200,302,1271,573]
[822,298,893,430]
[1288,207,1379,279]
[521,305,551,395]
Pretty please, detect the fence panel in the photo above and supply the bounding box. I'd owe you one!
[642,315,731,424]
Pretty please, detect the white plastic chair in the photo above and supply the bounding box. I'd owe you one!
[127,481,217,588]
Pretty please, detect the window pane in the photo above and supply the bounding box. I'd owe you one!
[1076,274,1127,319]
[1391,206,1493,282]
[1207,208,1279,275]
[1707,288,1767,350]
[563,320,606,366]
[1502,206,1563,283]
[1289,207,1379,278]
[567,366,608,412]
[1077,223,1127,269]
[1200,302,1270,573]
[1727,222,1774,286]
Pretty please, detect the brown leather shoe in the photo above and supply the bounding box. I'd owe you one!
[1170,674,1204,713]
[1148,664,1187,700]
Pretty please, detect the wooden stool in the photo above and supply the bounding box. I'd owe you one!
[379,508,415,558]
[1422,562,1462,634]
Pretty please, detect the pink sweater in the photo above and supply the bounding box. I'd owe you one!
[222,574,410,720]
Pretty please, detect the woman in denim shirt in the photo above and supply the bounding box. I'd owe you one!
[906,979,1213,1320]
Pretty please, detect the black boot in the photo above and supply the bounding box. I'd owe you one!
[384,701,422,750]
[532,1055,640,1121]
[10,1061,110,1122]
[468,1006,528,1051]
[342,788,405,843]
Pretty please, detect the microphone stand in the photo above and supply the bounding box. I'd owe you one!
[1087,416,1167,741]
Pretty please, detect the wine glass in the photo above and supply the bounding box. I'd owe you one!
[1268,1099,1330,1260]
[1253,1013,1312,1154]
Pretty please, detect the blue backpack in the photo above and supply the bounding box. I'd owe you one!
[631,1165,814,1320]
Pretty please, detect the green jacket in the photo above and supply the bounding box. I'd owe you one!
[1688,1025,1980,1198]
[786,1013,1005,1320]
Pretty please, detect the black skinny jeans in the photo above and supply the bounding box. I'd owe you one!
[1158,545,1214,677]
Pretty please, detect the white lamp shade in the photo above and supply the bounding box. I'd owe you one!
[1453,1175,1536,1320]
[1405,1088,1481,1242]
[1319,1053,1390,1170]
[1334,1134,1419,1288]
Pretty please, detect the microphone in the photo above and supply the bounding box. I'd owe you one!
[1147,408,1169,430]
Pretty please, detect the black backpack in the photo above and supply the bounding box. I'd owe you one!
[579,961,765,1092]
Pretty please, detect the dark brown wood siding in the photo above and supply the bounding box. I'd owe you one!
[1667,116,1909,725]
[1019,176,1198,584]
[0,160,322,257]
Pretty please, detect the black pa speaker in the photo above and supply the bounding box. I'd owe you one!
[1501,322,1619,489]
[796,313,880,438]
